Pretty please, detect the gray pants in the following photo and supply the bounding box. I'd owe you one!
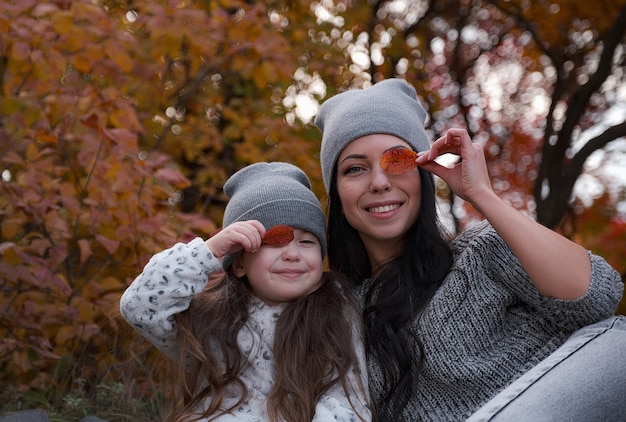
[467,316,626,422]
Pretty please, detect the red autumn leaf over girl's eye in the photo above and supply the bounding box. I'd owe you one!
[379,148,419,175]
[262,225,294,247]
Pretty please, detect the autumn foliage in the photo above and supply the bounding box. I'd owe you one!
[1,0,190,397]
[0,0,322,408]
[1,0,625,413]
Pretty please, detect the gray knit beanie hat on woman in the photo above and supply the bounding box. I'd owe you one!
[220,162,327,270]
[315,78,431,193]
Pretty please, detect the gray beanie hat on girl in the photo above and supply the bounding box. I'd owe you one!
[315,78,431,192]
[221,162,327,269]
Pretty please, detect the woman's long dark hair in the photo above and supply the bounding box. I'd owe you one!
[165,269,371,422]
[327,167,453,421]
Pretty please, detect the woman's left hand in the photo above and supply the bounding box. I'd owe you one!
[415,128,494,211]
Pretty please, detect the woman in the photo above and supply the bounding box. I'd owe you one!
[314,78,625,421]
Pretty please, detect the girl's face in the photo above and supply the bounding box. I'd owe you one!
[233,228,324,305]
[336,134,422,262]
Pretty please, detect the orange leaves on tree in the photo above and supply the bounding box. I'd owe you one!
[83,276,125,301]
[10,41,30,61]
[109,105,144,134]
[154,167,192,190]
[104,127,138,150]
[1,215,25,239]
[55,326,76,348]
[95,234,120,255]
[0,243,22,266]
[262,225,294,247]
[253,61,278,89]
[104,39,133,73]
[35,129,58,145]
[72,53,92,74]
[25,237,51,257]
[44,211,71,239]
[78,239,92,264]
[51,11,73,35]
[0,0,624,406]
[1,0,238,398]
[80,113,101,130]
[33,267,72,297]
[26,334,59,361]
[25,142,40,161]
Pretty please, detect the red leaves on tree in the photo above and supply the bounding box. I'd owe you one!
[379,148,418,175]
[262,225,294,247]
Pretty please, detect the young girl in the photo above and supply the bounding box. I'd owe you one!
[120,162,372,422]
[314,78,625,421]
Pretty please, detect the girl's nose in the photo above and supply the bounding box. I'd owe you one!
[281,242,301,261]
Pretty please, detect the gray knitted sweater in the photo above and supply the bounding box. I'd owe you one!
[357,221,623,421]
[120,238,371,421]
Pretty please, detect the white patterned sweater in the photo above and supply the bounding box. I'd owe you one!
[120,237,371,422]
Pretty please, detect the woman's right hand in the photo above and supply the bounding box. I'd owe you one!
[418,130,592,300]
[415,128,497,213]
[205,220,266,260]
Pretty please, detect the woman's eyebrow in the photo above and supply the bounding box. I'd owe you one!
[383,145,412,152]
[339,153,368,164]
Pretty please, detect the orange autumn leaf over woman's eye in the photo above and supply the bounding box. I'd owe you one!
[262,225,294,247]
[379,148,419,175]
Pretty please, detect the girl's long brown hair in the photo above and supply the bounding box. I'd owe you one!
[164,270,370,422]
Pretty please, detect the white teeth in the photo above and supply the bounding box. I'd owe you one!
[369,204,399,213]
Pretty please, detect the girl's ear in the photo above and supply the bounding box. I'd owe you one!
[232,255,246,278]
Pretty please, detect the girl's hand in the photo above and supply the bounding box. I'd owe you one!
[205,220,266,259]
[415,128,495,210]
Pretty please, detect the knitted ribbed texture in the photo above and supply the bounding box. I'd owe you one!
[356,221,623,420]
[221,162,327,269]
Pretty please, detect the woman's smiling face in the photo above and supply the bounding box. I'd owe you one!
[336,134,422,263]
